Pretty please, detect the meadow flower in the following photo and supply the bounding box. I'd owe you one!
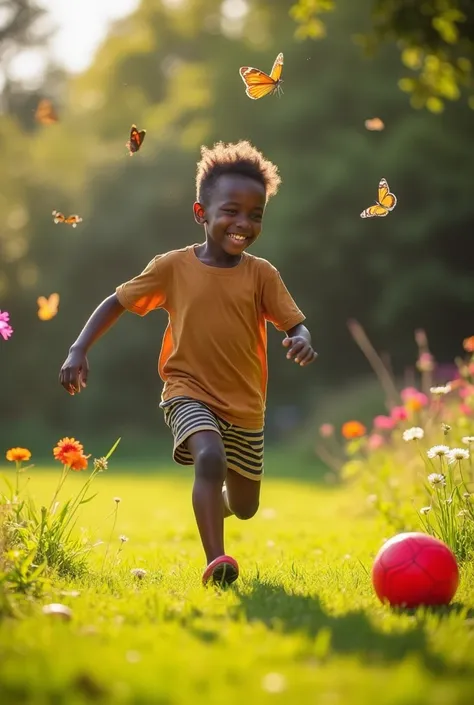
[460,403,472,416]
[461,437,474,445]
[5,447,31,463]
[0,310,13,341]
[463,336,474,353]
[420,506,431,515]
[62,450,89,472]
[53,437,84,464]
[427,445,450,459]
[463,492,472,501]
[319,423,334,438]
[441,423,451,435]
[430,384,452,396]
[400,387,420,402]
[447,448,469,464]
[261,673,287,694]
[93,457,108,472]
[114,497,121,504]
[405,393,429,412]
[119,535,129,544]
[373,415,394,431]
[391,406,408,422]
[402,427,424,442]
[130,568,147,579]
[341,421,366,439]
[367,434,384,451]
[459,385,474,399]
[417,352,435,372]
[428,473,446,486]
[457,510,470,518]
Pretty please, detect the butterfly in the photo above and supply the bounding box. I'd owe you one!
[365,117,385,131]
[360,178,397,218]
[126,124,146,155]
[52,211,83,227]
[239,53,284,100]
[35,99,59,125]
[37,293,59,321]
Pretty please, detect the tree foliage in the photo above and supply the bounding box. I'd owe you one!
[291,0,474,111]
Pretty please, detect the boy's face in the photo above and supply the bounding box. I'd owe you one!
[196,174,266,256]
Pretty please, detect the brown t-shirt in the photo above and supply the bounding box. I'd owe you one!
[115,245,305,428]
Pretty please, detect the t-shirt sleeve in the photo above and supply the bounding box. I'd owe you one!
[115,255,168,316]
[261,263,306,332]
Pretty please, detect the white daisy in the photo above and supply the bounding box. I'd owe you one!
[457,510,470,518]
[428,473,446,487]
[430,384,452,395]
[130,568,147,579]
[403,427,424,442]
[427,445,450,459]
[447,448,470,464]
[419,506,431,515]
[461,436,474,445]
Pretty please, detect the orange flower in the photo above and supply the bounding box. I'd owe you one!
[62,451,89,472]
[341,421,366,439]
[463,336,474,353]
[53,437,83,465]
[5,447,31,463]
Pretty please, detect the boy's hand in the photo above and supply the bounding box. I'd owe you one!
[282,336,317,367]
[59,347,89,395]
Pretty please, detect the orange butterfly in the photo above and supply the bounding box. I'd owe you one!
[365,117,385,131]
[126,124,146,155]
[37,293,59,321]
[52,211,83,227]
[239,53,284,100]
[360,178,397,218]
[35,99,59,125]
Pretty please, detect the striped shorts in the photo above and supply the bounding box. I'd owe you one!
[160,396,264,481]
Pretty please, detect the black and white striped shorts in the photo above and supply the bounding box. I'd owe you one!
[160,396,264,481]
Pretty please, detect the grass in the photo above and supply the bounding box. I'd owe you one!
[1,460,474,705]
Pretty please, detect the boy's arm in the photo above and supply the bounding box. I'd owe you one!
[59,293,125,395]
[283,323,317,367]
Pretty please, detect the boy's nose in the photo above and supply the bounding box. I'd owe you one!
[235,218,252,234]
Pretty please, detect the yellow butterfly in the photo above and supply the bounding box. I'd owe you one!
[37,293,60,321]
[239,53,284,100]
[360,178,397,218]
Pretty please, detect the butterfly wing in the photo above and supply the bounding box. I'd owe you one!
[360,204,389,218]
[65,215,82,227]
[52,210,65,224]
[270,53,284,82]
[365,118,384,131]
[127,125,146,154]
[378,178,397,210]
[48,293,60,313]
[35,99,58,125]
[239,67,277,100]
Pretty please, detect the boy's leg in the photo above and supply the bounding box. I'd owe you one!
[187,430,228,564]
[225,467,261,520]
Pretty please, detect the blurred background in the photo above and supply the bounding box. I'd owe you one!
[0,0,473,461]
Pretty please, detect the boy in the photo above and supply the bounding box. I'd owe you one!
[59,140,317,585]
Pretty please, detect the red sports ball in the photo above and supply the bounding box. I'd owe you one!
[372,532,459,608]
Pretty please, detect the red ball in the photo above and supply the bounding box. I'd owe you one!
[372,532,459,608]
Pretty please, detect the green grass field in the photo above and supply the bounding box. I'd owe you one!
[1,460,474,705]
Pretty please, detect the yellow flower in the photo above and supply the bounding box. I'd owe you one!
[6,447,31,463]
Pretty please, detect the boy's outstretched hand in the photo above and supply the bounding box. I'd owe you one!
[59,347,89,395]
[282,334,317,367]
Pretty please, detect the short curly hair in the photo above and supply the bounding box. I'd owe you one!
[196,140,281,205]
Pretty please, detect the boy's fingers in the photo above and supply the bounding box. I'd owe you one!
[282,337,291,347]
[300,349,317,365]
[287,341,305,359]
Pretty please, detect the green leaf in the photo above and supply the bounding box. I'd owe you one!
[105,437,121,461]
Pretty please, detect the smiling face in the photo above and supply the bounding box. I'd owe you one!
[195,173,266,256]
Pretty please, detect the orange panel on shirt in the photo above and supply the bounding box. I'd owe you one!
[116,245,305,428]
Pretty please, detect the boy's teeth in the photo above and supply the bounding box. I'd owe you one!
[229,234,246,240]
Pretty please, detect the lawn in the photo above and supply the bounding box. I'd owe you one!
[1,460,474,705]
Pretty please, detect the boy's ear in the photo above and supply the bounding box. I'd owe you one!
[193,202,207,225]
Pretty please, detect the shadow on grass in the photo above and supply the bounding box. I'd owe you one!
[234,580,473,674]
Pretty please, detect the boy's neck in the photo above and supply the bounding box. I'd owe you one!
[195,240,243,268]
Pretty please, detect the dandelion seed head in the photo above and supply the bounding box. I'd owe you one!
[427,445,450,458]
[403,427,424,442]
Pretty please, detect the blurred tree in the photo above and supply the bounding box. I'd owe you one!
[290,0,474,111]
[0,0,45,55]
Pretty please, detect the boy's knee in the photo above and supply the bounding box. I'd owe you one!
[194,444,227,483]
[232,501,259,521]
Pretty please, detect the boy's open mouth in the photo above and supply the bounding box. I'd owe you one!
[227,233,249,243]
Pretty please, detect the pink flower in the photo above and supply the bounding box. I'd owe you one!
[416,352,435,372]
[391,405,408,422]
[400,387,420,402]
[459,385,474,400]
[405,392,429,412]
[373,415,394,431]
[460,403,472,417]
[319,423,334,438]
[367,434,385,451]
[0,310,13,341]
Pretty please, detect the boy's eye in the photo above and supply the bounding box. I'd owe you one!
[251,214,262,222]
[223,208,237,215]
